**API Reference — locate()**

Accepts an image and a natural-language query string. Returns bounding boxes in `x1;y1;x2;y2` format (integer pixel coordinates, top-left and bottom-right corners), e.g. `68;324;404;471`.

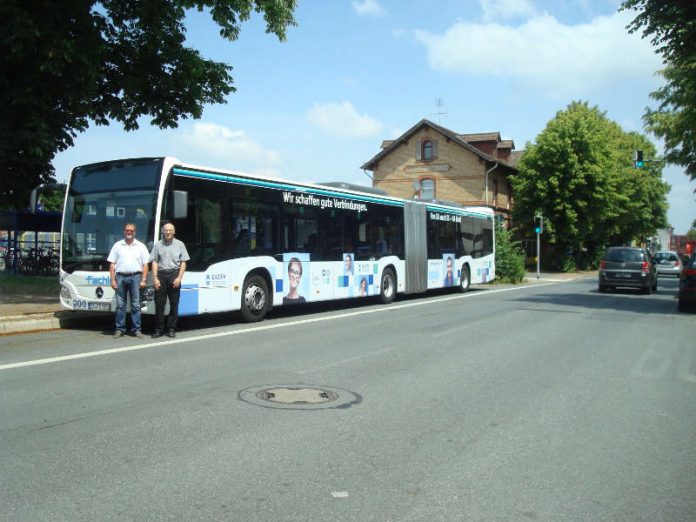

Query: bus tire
459;264;470;293
240;274;269;322
379;268;396;304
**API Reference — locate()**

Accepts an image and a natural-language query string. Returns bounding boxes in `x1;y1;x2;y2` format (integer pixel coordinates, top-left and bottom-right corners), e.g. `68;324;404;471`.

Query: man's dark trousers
155;269;181;332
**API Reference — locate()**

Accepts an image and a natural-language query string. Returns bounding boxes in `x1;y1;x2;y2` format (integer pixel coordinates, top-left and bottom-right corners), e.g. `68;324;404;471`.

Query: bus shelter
0;210;62;274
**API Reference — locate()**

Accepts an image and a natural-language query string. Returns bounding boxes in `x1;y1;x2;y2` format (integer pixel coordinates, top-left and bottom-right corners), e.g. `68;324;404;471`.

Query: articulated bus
59;157;495;322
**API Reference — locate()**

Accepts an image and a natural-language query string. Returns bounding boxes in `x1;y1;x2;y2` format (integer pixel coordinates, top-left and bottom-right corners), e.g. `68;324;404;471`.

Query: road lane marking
0;283;555;371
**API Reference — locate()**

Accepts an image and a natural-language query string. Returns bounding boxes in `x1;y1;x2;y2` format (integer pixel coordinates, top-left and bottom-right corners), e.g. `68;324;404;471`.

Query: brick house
360;119;520;227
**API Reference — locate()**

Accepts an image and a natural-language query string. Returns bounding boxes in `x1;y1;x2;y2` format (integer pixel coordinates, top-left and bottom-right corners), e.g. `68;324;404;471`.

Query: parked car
678;253;696;311
598;246;657;294
653;251;683;277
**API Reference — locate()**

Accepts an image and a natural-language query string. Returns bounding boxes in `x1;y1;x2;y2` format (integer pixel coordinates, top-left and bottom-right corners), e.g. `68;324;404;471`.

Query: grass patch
0;273;59;296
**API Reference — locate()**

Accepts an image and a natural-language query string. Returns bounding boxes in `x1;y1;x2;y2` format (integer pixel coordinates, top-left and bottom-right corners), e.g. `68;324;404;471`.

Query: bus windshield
61;158;163;272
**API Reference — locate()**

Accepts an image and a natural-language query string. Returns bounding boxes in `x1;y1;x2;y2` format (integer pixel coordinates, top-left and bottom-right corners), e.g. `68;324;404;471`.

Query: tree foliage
494;220;526;283
510;101;669;269
621;0;696;182
0;0;297;210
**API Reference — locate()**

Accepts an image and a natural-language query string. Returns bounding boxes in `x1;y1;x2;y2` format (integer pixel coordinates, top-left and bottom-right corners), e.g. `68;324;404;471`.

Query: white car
653;251;683;277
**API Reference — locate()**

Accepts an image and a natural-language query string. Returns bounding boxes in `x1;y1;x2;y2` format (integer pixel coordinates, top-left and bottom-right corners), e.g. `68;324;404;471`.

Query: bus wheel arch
459;263;471;293
379;265;397;304
240;269;272;322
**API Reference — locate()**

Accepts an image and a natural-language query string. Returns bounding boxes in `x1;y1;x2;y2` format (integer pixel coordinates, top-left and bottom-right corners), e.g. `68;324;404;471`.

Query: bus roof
75;156;494;218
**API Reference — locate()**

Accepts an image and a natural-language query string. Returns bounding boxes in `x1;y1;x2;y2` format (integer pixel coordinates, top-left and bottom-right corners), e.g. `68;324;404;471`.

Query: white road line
0;283;556;371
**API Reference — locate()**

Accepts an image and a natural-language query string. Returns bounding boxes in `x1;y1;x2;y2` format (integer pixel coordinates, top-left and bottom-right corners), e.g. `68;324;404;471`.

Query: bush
495;221;526;283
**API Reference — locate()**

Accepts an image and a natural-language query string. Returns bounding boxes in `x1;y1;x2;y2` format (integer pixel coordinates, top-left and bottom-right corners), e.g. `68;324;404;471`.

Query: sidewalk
0;271;597;335
0;296;97;335
525;270;597;283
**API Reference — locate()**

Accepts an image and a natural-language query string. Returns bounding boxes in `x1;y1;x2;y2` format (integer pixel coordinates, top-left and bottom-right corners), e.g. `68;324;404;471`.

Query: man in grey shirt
150;222;190;338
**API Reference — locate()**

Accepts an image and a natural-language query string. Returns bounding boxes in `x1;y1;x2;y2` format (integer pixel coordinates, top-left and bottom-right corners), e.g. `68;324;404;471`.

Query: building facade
360;119;519;227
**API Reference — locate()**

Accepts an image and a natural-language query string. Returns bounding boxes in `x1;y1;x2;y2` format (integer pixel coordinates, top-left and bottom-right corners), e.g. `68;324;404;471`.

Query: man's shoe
152;330;164;338
167;329;176;338
113;330;124;339
133;330;144;338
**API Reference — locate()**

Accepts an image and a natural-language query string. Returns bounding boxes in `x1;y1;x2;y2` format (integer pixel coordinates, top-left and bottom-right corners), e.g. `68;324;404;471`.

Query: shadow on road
510;277;687;317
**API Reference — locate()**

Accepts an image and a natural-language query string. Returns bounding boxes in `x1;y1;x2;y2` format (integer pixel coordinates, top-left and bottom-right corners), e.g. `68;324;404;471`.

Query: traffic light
635;149;644;168
535;214;543;234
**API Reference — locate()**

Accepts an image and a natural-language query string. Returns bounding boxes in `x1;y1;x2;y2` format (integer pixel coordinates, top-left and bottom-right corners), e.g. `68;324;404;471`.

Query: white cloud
480;0;536;21
415;10;662;97
306;102;383;138
352;0;386;17
179;123;280;169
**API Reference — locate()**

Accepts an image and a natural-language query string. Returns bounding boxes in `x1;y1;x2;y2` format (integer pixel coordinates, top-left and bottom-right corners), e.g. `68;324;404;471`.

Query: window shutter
415;142;421;161
432;140;438;159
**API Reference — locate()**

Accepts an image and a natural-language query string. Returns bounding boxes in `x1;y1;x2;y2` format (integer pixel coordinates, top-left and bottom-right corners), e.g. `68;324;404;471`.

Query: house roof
361;119;501;171
508;150;523;167
457;132;501;143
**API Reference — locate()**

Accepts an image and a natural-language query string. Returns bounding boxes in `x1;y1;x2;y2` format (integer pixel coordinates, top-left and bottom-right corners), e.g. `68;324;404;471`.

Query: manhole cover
238;385;361;410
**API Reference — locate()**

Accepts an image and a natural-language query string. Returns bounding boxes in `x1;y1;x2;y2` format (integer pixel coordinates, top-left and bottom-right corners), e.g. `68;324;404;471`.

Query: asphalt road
1;277;694;521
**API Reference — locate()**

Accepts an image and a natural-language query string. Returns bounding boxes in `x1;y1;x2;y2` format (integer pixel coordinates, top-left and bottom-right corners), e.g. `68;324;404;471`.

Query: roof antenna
434;97;447;125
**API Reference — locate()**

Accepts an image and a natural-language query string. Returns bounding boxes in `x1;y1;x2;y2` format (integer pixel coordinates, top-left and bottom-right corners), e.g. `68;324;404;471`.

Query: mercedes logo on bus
95;287;104;298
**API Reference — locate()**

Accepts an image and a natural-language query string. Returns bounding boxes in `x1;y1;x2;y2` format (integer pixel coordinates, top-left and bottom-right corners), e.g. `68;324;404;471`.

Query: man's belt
116;271;142;276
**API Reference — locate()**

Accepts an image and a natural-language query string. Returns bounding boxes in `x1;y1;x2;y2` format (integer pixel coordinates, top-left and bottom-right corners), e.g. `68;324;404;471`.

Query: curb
0;311;106;336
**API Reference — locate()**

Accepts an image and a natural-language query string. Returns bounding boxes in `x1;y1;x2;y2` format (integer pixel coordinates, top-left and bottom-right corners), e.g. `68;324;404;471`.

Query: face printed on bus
288;260;302;293
446;257;453;276
360;277;367;295
344;255;353;274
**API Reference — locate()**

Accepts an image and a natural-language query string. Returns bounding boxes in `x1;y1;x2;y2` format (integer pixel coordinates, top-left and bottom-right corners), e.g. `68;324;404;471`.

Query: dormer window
422;140;433;161
416;139;438;162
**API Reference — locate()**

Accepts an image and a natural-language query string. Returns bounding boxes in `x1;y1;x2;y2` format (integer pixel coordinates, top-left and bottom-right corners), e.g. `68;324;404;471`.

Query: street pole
535;213;543;279
537;228;541;279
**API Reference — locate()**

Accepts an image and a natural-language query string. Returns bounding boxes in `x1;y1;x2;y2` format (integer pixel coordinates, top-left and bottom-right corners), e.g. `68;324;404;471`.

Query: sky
52;0;695;234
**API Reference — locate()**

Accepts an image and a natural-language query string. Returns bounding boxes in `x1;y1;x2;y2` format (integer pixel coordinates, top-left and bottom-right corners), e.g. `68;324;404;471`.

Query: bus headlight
60;285;71;300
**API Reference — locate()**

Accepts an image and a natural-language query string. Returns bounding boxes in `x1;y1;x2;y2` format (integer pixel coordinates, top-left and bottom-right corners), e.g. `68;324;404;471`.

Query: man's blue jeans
115;273;142;333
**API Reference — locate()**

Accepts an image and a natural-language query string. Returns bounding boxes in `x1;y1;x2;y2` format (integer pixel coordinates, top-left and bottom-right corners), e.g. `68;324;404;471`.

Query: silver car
653;251;683;277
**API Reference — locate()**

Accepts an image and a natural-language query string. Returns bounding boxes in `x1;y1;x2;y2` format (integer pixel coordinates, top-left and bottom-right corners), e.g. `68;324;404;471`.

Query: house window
415;139;437;161
493;180;498;207
421;178;435;199
422;140;433;161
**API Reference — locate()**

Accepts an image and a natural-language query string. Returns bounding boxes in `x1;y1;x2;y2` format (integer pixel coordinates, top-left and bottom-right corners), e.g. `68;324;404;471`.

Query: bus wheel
379;268;396;304
241;275;269;322
459;265;470;293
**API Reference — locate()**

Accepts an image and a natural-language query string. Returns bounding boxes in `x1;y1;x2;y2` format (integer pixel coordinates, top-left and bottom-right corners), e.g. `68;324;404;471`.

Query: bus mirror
173;190;188;219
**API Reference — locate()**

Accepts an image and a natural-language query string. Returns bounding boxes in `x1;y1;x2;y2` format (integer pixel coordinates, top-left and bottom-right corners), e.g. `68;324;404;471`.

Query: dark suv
678;253;696;311
598;247;657;294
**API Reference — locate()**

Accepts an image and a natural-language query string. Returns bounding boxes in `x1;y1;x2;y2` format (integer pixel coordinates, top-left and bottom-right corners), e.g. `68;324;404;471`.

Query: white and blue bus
59;157;495;322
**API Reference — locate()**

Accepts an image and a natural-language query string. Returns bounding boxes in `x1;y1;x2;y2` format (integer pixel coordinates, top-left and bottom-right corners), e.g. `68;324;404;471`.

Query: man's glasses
288;268;301;278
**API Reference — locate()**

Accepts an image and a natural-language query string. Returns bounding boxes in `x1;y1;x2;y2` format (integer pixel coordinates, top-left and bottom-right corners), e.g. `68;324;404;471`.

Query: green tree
494;220;526;283
621;1;696;183
511;101;669;269
0;0;297;210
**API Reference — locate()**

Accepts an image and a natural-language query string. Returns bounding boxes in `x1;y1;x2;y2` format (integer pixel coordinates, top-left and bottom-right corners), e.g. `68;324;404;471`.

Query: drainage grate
238;385;361;410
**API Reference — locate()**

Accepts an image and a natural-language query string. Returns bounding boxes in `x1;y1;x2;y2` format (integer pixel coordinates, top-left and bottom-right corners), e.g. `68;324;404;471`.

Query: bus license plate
88;302;111;311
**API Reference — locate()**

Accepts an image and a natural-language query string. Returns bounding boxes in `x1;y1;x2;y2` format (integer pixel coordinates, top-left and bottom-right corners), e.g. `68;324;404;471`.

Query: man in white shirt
108;223;150;338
